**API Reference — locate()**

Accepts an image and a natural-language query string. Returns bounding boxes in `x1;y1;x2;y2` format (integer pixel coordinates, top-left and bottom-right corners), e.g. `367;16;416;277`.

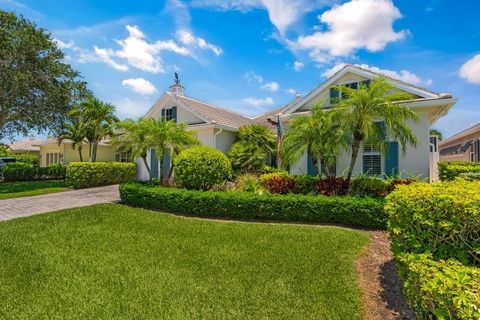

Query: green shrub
2;162;65;182
174;146;232;190
350;176;389;198
119;182;387;229
438;161;480;181
13;154;40;167
316;177;350;196
398;253;480;320
459;172;480;181
259;171;294;194
291;175;319;195
386;181;480;265
234;173;262;193
66;162;136;189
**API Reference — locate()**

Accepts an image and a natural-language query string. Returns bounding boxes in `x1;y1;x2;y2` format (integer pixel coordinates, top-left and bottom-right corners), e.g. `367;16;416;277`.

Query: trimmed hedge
386;181;480;265
66;162;136;189
3;163;65;182
398;253;480;320
119;182;387;229
438;161;480;181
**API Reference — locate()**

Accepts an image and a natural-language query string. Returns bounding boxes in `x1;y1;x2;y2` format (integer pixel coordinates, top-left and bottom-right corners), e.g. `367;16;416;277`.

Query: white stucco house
137;65;457;181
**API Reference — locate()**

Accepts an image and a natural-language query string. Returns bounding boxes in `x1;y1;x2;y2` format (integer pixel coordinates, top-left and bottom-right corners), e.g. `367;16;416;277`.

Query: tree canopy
0;11;88;139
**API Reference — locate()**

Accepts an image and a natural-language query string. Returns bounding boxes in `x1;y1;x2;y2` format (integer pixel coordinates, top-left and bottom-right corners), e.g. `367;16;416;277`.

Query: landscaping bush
234;173;262;193
120;182;387;229
259;171;294;194
350;176;389;197
316;177;349;196
438;161;480;181
459;172;480;181
66;162;136;189
174;146;232;191
386;180;480;265
386;178;415;193
398;253;480;320
291;175;319;195
13;154;40;167
2;162;65;182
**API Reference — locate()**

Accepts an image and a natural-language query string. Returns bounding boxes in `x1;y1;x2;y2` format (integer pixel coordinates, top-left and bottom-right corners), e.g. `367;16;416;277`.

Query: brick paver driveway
0;185;120;222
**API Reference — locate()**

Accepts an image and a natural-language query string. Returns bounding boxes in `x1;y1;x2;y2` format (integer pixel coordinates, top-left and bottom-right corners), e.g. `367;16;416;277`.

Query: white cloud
243;97;274;107
292;0;407;62
176;29;223;56
261;81;280;92
244;71;264;83
322;63;433;86
54;38;76;50
122;78;158;95
113;97;153;119
287;88;297;94
190;0;332;34
459;54;480;84
94;24;190;73
294;61;304;71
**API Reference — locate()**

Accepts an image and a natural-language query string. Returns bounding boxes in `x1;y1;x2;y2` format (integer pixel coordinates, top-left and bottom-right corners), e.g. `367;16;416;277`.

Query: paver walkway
0;185;120;222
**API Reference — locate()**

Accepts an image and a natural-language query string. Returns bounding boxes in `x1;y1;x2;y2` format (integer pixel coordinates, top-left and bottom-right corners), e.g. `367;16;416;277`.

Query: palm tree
80;98;119;162
281;105;344;177
111;118;153;178
149;118;199;183
333;77;419;180
227;124;276;173
58;119;86;162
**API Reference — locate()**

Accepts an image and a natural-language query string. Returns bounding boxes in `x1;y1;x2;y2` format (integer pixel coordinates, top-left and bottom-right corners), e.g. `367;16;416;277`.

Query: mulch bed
356;231;416;320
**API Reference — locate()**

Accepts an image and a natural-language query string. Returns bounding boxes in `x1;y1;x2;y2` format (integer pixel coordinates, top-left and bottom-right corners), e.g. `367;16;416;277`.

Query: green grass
0;180;69;199
0;204;369;319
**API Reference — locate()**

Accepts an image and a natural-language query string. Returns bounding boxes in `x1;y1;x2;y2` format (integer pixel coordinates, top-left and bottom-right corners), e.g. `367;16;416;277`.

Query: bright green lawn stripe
0;204;369;319
0;180;69;199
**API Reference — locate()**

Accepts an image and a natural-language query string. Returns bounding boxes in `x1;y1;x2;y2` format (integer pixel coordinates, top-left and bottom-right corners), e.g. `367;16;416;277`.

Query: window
46;153;61;166
115;151;131;162
362;144;381;175
330;80;370;104
164;108;174;121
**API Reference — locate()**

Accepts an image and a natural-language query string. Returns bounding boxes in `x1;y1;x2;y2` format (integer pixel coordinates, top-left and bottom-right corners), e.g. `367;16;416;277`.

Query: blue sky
2;0;480;139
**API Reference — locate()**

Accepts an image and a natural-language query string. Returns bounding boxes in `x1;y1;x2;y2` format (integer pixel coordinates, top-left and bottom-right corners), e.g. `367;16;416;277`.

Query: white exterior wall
214;129;237;154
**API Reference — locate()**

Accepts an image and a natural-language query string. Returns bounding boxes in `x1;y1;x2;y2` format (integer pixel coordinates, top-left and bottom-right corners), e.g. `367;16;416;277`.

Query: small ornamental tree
174;146;232;190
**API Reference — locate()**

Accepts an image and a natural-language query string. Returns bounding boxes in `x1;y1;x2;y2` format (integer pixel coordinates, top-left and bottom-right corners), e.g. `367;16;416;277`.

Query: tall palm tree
227;124;276;173
58;119;86;162
111;118;153;178
80;98;118;162
334;77;419;180
281;105;344;177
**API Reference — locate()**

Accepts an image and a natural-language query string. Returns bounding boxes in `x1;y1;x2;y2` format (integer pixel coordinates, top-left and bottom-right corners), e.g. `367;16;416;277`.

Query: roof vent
295;92;301;101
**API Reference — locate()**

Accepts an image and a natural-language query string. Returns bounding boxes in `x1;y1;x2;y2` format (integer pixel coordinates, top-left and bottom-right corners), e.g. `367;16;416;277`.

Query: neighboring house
34;139;124;167
8;138;41;155
276;65;456;180
439;123;480;162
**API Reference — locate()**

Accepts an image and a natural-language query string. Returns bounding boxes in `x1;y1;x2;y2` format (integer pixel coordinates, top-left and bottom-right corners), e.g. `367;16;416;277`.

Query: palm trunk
321;157;331;178
142;156;151;180
167;163;174;182
347;137;362;180
92;139;99;162
78;146;83;162
88;142;92;162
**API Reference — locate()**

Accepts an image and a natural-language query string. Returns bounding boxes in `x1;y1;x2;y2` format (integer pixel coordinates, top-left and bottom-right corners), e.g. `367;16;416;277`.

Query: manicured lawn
0;180;69;199
0;204;369;319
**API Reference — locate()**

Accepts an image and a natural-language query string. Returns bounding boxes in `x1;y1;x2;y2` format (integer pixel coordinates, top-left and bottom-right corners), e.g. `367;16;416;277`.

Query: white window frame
115;151;131;162
362;144;382;175
46;152;61;166
164;108;174;121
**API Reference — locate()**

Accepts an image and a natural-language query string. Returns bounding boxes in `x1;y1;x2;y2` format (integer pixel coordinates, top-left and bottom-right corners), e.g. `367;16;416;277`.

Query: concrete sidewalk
0;184;120;222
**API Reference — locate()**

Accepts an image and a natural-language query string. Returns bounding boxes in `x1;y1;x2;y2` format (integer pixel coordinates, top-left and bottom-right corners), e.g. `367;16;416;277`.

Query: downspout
213;126;223;149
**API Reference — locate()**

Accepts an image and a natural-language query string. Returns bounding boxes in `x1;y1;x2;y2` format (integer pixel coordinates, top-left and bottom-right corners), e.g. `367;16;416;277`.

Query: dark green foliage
2;163;65;182
0;180;67;199
0;11;88;139
66;162;136;189
174;146;232;190
350;176;389;198
13;154;40;167
438;161;480;181
398;253;480;320
120;183;387;229
291;175;319;195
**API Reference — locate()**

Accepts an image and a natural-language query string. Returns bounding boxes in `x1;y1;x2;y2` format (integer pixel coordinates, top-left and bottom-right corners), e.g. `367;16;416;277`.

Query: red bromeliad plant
316;177;350;196
260;172;294;194
387;179;415;193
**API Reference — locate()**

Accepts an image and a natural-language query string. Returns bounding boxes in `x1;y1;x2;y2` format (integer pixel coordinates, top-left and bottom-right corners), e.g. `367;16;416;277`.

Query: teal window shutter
172;106;177;123
161;108;166;120
385;141;399;176
330;87;340;104
150;149;159;179
307;152;318;176
362;80;371;88
163;151;171;176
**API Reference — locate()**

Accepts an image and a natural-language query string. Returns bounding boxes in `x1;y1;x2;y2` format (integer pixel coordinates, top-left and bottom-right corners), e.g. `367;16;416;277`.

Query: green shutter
150;149;159;179
385;141;399;176
307;152;318;176
161;108;166;120
330;87;340;104
172;106;177;123
162;151;171;176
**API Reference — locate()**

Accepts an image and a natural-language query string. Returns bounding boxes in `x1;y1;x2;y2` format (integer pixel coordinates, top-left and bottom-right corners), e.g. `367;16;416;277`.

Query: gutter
213;126;223;149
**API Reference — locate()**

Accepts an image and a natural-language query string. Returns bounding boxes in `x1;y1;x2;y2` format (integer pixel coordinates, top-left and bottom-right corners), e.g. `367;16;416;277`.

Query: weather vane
174;72;180;84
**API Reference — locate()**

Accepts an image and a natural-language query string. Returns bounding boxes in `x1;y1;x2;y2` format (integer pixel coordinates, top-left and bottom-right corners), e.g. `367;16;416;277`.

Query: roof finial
175;72;180;85
170;72;185;96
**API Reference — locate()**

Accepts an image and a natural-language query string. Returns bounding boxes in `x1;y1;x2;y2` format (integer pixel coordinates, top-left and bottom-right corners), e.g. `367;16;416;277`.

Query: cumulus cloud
261;81;279;92
122;78;158;95
459;54;480;84
291;0;407;62
322;63;433;86
294;61;304;71
176;29;223;56
243;97;274;107
93;24;190;73
244;71;264;83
